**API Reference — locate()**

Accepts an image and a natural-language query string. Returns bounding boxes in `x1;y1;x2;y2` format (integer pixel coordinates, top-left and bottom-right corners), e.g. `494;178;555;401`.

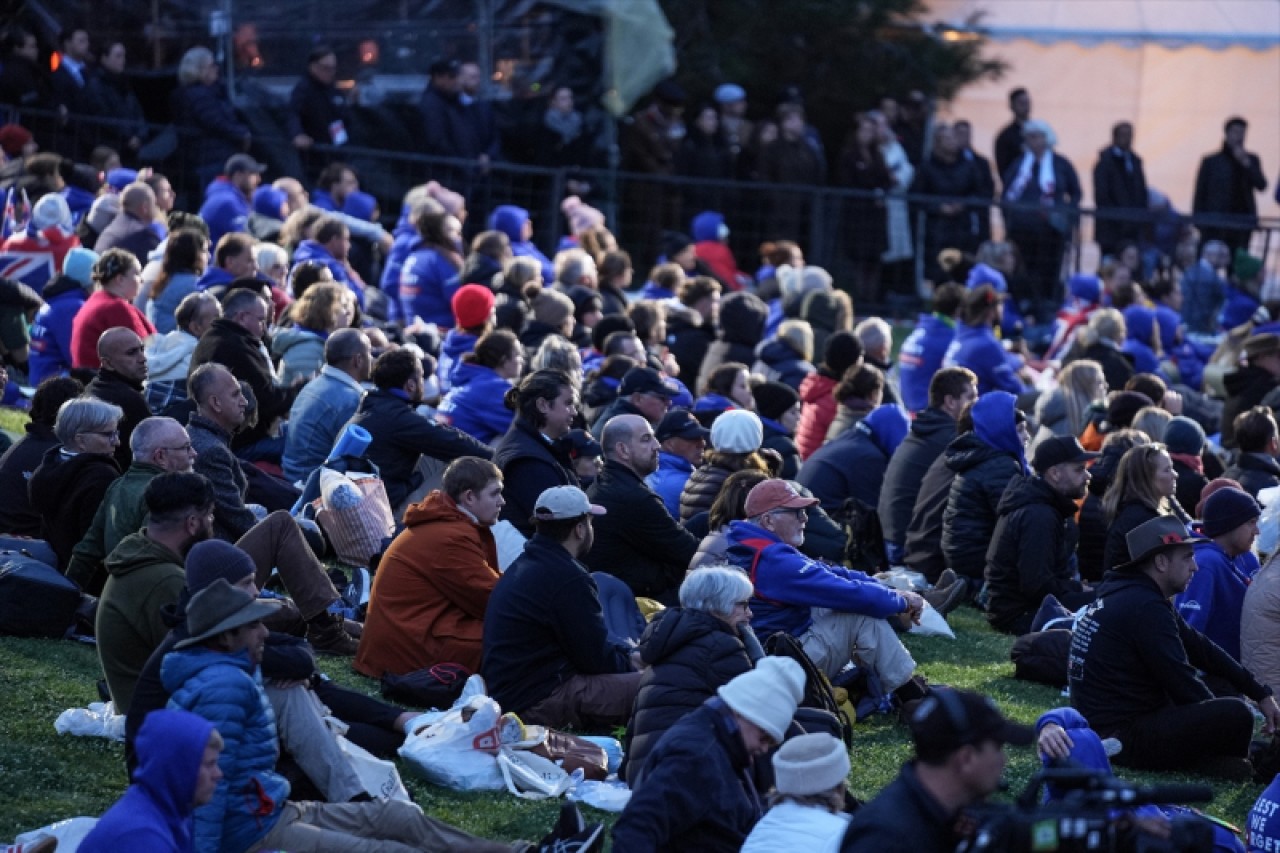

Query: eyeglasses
768;507;807;520
732;600;752;610
82;429;119;439
161;443;195;453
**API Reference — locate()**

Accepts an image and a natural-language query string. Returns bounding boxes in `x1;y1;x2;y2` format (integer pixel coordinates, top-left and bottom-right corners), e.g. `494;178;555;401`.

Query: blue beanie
62;246;98;286
966;263;1007;294
1069;274;1101;304
1201;487;1260;538
343;190;377;222
185;540;256;594
252;186;287;219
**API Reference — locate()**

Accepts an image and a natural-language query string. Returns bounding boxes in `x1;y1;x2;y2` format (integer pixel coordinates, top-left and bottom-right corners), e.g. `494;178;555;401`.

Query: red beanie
0;124;33;158
451;284;496;330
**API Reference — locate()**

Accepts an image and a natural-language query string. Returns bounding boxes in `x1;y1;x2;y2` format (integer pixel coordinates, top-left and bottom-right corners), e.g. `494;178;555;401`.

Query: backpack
836;497;888;574
0;552;82;638
763;631;853;747
381;662;472;709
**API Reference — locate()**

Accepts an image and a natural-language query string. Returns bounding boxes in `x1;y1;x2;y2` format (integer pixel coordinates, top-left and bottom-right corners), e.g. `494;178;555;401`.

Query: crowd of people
2;18;1280;853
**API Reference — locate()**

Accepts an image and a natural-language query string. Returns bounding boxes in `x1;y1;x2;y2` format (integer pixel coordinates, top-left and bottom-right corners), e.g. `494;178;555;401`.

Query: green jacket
66;461;164;591
95;531;185;714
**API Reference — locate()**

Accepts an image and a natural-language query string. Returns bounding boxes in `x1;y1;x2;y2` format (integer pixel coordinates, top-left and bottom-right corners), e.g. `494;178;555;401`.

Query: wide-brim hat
1112;515;1195;572
175;578;282;649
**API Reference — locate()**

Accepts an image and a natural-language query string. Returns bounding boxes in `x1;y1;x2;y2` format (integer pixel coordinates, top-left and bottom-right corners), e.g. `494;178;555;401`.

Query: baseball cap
744;479;818;518
619;367;676;398
224;154;266;177
655;408;710;443
1031;436;1099;474
533;486;606;521
563;429;602;461
1114;515;1195;571
909;688;1034;761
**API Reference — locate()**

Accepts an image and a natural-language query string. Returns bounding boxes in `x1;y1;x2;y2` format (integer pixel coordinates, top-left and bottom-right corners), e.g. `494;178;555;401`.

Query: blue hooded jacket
435;361;515;445
250;186;286;219
398;245;460;326
1220;284;1260;331
897;312;957;412
378;204;422;324
1121;305;1164;376
973;391;1030;475
197;179;250;249
1176;538;1258;661
725;518;907;637
292;239;364;308
61;184;97;225
944;322;1026;396
646;450;695;517
80;708;215;853
193;266;236;292
488;205;554;282
28;276;87;384
438;328;478;393
797;403;910;512
162;647;289;853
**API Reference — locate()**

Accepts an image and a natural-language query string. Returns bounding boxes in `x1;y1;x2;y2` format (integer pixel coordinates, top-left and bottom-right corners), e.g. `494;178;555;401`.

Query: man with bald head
95;182;161;262
585;414;700;603
87;327;152;470
67;416;198;591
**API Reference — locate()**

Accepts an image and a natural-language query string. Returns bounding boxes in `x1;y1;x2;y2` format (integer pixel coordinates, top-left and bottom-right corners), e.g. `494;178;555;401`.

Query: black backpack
836;497;888;575
380;662;471;710
0;552;82;638
763;631;853;747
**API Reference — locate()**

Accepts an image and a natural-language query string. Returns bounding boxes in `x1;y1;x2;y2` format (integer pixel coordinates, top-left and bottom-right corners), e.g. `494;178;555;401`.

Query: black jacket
1069;570;1269;738
941;432;1023;581
666;306;716;384
585;460;700;599
681;454;758;522
1102;501;1160;573
589;395;645;439
482;533;634;715
28;445;120;580
0;423;59;537
903;450;958;583
347;389;492;511
1064;341;1136;401
170;82;250;172
1092;146;1149;253
612;699;763;853
1193;145;1268;221
1221;364;1280;449
842;761;961;853
984;475;1084;632
1077;442;1126;581
86;368;152;471
993;120;1023;188
85;68;149;149
189;318;299;450
1171;457;1209;518
1224;453;1280;499
622;607;753;786
911;153;983;257
419;83;481;159
879;408;955;548
760;421;801;481
287;73;349;143
493;417;579;537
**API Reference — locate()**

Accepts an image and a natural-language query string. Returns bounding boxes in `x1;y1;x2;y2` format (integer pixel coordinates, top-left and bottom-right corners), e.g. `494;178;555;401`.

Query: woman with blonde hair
1129;405;1173;445
1066;307;1134;390
1030;359;1106;452
272;282;355;384
1102;442;1187;571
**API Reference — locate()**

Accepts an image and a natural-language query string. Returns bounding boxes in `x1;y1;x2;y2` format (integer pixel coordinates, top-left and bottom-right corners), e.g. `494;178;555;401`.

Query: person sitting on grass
741;732;852;852
79;709;224;853
162;575;605;852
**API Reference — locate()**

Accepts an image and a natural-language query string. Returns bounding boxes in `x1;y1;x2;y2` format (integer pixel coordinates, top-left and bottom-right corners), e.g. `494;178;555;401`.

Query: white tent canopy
926;0;1280;233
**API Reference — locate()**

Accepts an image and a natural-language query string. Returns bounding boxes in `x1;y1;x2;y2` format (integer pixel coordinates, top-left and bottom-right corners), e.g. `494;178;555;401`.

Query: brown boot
306;610;360;656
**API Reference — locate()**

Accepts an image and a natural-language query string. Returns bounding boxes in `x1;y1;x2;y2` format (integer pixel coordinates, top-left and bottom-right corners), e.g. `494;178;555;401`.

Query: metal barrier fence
9;106;1280;317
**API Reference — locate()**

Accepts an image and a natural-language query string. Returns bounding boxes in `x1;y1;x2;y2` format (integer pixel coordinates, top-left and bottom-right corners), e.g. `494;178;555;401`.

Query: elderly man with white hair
855;316;900;407
1001;117;1082;322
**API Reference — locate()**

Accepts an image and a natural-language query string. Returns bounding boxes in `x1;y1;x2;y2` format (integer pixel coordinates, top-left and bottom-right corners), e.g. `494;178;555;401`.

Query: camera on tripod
958;763;1217;852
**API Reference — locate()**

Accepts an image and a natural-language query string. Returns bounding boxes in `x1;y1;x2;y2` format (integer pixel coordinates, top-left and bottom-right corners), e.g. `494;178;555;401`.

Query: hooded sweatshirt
897;312;957;412
943;321;1026;396
97;532;187;714
435;361;516;445
488;204;554;282
691;210;744;288
798;403;910;513
28;273;88;384
80;708;215;853
198;178;250;248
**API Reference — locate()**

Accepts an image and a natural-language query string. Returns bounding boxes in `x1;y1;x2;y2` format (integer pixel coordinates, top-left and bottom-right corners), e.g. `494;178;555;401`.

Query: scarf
1169;451;1204;476
1005;150;1056;201
543;108;583;145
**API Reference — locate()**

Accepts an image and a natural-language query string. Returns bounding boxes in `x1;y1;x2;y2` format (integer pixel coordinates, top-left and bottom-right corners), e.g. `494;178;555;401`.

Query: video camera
958;764;1217;852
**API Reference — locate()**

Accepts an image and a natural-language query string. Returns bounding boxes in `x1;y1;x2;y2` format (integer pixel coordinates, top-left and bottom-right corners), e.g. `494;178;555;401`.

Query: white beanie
711;408;763;453
772;732;850;795
32;193;71;231
717;656;804;741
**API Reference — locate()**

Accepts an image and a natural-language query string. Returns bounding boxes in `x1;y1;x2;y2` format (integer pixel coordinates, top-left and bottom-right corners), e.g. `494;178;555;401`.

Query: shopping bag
314;470;395;566
336;735;411;801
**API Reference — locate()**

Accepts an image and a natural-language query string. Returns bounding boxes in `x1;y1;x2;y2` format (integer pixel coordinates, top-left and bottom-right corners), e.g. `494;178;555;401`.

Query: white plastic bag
496;747;576;800
337;735;411;801
13;816;97;851
908;601;956;639
567;778;632;812
397;696;504;791
876;568;927;592
54;702;124;741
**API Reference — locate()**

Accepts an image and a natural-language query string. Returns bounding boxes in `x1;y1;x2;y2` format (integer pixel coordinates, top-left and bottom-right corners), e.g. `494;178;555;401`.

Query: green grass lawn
0;605;1266;845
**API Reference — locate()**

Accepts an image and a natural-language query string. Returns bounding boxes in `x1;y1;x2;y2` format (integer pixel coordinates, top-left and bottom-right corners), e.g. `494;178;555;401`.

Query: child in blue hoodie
487;204;554;283
79;709;221;853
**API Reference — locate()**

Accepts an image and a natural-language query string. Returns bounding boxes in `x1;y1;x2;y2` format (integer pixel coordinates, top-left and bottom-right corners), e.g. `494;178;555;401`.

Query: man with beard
984;436;1099;635
585;414;700;603
86;327;153;471
96;471;214;714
